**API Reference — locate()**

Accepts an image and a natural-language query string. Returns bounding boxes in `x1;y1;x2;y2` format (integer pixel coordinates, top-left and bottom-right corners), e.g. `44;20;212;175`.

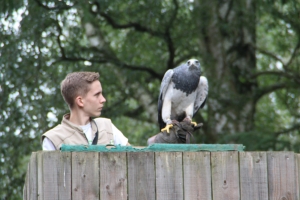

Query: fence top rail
59;143;245;152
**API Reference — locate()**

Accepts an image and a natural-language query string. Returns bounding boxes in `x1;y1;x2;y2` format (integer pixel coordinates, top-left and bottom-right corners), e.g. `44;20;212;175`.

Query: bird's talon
161;124;173;133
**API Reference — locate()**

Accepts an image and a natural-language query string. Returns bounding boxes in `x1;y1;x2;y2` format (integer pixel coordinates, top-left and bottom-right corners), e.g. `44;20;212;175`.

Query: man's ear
75;96;84;108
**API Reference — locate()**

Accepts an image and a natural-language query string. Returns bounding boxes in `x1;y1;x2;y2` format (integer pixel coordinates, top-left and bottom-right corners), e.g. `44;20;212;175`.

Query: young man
42;72;129;150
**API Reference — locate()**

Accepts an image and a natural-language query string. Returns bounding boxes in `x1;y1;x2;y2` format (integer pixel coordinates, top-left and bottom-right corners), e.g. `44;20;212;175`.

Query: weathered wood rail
23;150;300;200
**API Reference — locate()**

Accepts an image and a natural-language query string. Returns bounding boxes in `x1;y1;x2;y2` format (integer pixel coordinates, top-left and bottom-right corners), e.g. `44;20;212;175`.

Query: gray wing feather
158;69;173;129
194;76;208;115
159;69;174;100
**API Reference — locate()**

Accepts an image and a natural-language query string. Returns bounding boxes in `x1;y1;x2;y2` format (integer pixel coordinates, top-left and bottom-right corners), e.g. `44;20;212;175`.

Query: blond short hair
61;72;100;108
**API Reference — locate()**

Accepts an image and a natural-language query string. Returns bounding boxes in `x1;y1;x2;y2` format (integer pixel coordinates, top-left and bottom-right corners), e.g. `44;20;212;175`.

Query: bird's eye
187;61;190;65
195;61;199;64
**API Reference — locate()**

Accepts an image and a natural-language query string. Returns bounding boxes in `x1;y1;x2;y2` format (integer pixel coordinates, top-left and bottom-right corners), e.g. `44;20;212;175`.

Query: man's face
82;80;106;117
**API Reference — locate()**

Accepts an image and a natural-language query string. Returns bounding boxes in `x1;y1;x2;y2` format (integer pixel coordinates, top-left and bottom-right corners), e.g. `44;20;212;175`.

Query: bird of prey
158;59;208;133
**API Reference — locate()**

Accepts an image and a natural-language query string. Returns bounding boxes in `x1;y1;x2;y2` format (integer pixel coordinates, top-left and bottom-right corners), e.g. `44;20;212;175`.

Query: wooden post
183;152;212;200
42;151;71;200
155;152;183;200
211;151;240;200
127;152;155;200
37;152;43;200
267;151;298;200
24;152;38;200
239;152;268;200
72;152;99;200
295;154;300;199
99;152;127;200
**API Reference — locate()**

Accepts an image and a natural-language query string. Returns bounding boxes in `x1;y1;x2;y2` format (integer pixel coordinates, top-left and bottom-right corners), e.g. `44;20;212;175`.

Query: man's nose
101;95;106;103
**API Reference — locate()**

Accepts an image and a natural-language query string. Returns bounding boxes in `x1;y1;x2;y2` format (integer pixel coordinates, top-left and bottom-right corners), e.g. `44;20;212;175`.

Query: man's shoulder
43;124;70;137
93;117;112;124
93;117;114;133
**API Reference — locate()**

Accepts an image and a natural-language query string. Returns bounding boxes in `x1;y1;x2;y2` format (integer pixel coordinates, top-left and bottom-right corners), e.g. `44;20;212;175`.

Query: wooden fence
23;151;300;200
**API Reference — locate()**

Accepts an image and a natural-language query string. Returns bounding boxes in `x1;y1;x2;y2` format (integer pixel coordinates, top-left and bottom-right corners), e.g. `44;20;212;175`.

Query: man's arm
42;137;57;150
111;123;130;146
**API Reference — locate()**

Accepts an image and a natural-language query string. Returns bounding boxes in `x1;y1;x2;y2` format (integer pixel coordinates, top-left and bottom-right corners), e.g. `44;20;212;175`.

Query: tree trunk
195;0;257;142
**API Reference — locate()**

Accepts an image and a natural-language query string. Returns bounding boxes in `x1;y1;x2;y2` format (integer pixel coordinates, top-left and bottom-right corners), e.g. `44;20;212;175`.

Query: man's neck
68;110;91;126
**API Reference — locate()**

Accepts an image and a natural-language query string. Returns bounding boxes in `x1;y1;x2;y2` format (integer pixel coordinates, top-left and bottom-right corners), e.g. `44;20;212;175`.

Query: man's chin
91;112;101;118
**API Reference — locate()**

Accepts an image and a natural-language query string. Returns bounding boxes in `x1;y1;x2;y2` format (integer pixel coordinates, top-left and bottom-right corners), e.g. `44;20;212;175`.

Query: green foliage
113;116;157;146
1;0;300;199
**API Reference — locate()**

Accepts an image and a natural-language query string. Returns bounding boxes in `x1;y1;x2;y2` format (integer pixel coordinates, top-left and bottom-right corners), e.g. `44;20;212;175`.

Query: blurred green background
1;0;300;199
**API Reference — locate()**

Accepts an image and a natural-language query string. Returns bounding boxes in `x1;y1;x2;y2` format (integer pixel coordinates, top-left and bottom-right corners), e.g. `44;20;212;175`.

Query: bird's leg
183;117;197;126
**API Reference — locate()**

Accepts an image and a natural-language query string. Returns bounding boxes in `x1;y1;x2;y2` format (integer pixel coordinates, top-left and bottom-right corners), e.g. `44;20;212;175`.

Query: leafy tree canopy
0;0;299;199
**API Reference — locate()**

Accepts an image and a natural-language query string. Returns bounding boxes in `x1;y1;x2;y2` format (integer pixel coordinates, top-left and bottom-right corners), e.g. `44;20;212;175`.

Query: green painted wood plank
61;144;245;152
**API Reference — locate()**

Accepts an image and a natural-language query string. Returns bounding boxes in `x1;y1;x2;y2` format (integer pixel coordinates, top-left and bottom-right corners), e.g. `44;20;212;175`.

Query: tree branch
51;13;163;79
166;0;179;31
286;40;300;67
53;56;162;79
99;11;164;38
255;46;286;67
165;29;175;70
165;0;179;70
251;71;300;84
94;3;177;71
54;19;66;59
254;83;287;102
254;37;300;73
112;60;163;79
275;124;300;137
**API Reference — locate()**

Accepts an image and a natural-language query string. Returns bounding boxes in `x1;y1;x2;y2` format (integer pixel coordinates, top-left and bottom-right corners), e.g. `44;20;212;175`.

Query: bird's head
187;59;201;72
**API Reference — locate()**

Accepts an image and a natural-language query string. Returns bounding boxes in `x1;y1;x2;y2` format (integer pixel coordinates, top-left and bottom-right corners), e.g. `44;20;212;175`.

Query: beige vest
42;114;114;150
